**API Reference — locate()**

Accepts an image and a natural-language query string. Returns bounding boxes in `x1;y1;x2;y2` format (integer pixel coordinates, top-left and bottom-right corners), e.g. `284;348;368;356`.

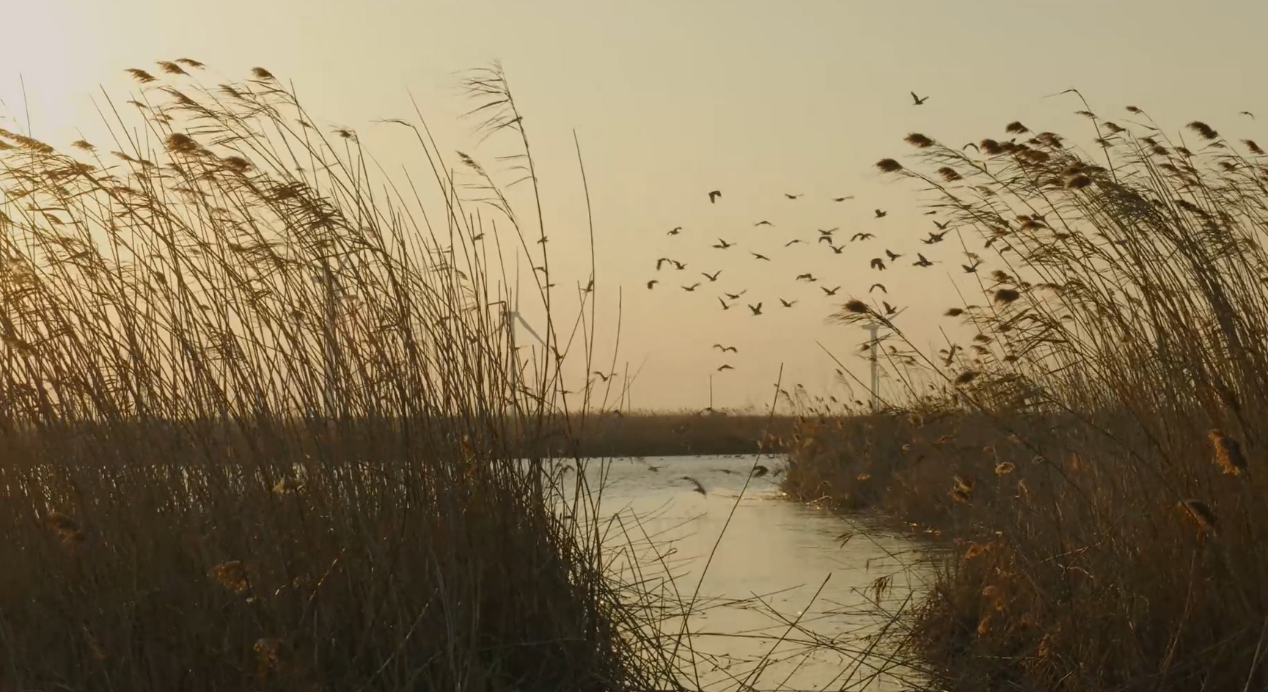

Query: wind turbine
860;307;907;413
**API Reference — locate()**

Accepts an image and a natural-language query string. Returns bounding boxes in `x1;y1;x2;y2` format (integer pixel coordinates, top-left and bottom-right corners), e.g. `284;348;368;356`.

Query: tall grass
0;61;675;691
790;102;1268;690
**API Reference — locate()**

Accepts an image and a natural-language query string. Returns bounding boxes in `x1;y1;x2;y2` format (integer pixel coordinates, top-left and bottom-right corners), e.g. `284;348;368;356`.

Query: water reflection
567;454;932;691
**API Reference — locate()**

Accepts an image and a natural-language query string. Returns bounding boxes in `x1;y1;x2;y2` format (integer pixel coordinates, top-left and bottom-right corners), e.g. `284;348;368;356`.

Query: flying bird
702;270;722;282
713;344;738;353
754;220;774;227
682;283;701;292
833;196;854;202
672;260;687;270
874;209;888;219
592;371;612;382
668;226;683;235
717;364;734;371
779;298;797;308
748;303;763;316
914;253;935;267
725;291;746;300
656;257;674;270
851;232;874;242
962;259;983;273
828;243;845;254
933;220;949;230
870;258;887;271
785;239;805;247
1241;111;1256;119
647;279;658;289
795;273;817;282
885;249;903;261
784;193;802;200
923;231;949;244
713;238;735;249
752;252;771;261
869;283;887;294
883;301;898;316
911;91;929;105
718;297;732;310
708;190;722;203
821;286;841;296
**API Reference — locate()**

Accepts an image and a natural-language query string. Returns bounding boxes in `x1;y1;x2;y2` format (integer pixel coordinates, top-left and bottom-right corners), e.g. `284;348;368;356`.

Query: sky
2;0;1267;411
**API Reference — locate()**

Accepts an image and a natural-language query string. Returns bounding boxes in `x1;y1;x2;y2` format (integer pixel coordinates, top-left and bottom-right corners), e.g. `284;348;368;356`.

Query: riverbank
541;410;796;458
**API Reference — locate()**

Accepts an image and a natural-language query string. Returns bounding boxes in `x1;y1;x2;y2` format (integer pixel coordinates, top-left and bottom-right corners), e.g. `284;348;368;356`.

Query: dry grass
0;61;681;691
788;100;1268;690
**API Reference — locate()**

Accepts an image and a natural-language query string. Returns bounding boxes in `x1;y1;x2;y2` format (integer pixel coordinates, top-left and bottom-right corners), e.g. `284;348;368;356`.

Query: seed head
980;139;1004;155
1177;499;1218;536
844;299;870;314
251;67;276;80
994;288;1021;304
954;371;978;385
1209;429;1246;475
1187;121;1219;141
1005;121;1029;134
165;133;199;155
995;461;1016;475
875;158;903;173
125;68;157;84
937;167;962;182
904;133;935;148
1244;140;1265;155
945;307;964;317
210;560;249;594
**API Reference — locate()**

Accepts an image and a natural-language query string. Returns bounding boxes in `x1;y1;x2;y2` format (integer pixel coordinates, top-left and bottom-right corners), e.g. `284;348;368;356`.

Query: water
574;454;933;692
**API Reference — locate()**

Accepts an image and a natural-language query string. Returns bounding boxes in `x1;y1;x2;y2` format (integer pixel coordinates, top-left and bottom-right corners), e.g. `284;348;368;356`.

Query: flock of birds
648;91;962;374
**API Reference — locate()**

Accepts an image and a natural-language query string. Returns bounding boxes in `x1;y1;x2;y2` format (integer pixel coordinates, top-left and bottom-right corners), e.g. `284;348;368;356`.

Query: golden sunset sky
2;0;1265;410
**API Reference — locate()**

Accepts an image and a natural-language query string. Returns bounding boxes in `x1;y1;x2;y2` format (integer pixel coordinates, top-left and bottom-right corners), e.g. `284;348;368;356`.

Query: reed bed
788;102;1268;690
0;60;683;691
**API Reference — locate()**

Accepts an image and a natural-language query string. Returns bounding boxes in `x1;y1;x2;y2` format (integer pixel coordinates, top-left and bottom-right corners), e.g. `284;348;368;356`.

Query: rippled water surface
571;454;933;691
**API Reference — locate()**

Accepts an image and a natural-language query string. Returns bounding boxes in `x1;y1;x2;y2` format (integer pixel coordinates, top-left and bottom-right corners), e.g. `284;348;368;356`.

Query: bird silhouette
672;260;687;270
883;301;898;316
668;226;683;235
923;230;949;244
647;279;658;289
885;249;903;261
708;190;722;204
833;196;854;202
713;238;735;249
718;297;732;310
828;244;845;254
725;291;746;300
656;257;674;270
913;253;935;267
933;220;949;230
713;344;738;353
911;91;929;105
962;259;983;273
785;193;802;200
754;220;774;227
1241;111;1256;119
592;371;612;382
752;252;771;261
795;273;817;282
785;239;805;247
680;476;707;495
748;303;763;316
869;283;887;294
702;270;722;282
874;209;888;218
717;364;734;371
870;258;887;271
682;283;701;292
779;298;797;308
751;465;769;478
851;232;874;242
821;286;841;296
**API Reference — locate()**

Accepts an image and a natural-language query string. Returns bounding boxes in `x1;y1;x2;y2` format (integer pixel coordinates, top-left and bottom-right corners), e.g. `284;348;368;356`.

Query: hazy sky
3;0;1267;411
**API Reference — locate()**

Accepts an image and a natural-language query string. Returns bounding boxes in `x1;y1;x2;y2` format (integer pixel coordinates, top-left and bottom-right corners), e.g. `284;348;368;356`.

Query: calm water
571;454;933;692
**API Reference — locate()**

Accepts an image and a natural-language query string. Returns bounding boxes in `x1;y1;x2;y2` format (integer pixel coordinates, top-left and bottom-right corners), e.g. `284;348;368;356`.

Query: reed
0;61;677;691
790;99;1268;690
